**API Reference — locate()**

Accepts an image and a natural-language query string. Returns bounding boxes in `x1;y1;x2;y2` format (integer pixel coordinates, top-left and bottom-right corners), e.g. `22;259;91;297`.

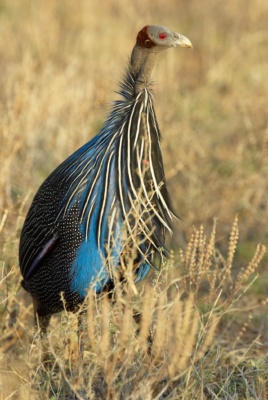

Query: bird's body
19;25;192;331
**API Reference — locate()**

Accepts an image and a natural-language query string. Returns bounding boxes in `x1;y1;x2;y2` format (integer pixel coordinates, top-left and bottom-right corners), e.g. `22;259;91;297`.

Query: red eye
159;33;167;40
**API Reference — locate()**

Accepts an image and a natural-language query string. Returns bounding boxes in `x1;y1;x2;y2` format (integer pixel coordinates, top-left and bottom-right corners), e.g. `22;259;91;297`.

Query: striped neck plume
55;74;174;270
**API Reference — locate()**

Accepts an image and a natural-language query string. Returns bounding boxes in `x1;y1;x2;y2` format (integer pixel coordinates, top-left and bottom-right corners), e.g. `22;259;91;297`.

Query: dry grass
1;0;268;398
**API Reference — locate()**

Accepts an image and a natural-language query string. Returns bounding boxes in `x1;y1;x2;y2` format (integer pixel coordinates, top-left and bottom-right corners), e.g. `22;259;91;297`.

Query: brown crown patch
136;26;156;48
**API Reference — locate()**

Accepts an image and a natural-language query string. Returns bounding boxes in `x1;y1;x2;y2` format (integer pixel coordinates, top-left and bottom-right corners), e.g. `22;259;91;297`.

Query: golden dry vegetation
1;0;268;398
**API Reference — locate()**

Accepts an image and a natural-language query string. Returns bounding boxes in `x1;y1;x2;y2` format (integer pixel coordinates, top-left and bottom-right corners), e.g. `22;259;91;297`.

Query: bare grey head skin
130;25;192;94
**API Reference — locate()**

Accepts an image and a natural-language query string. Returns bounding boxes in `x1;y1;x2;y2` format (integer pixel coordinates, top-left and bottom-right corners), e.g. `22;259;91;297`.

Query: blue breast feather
67;147;151;296
50;98;153;297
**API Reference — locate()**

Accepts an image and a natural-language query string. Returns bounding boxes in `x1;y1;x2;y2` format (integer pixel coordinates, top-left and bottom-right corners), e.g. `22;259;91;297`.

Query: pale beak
174;33;193;48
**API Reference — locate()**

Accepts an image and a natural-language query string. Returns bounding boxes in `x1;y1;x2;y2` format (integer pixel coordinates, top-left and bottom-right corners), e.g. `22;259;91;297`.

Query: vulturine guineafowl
19;25;192;332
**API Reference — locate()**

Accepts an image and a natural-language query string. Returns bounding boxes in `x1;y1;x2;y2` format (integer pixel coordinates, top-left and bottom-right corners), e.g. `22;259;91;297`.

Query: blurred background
1;0;268;258
0;0;268;395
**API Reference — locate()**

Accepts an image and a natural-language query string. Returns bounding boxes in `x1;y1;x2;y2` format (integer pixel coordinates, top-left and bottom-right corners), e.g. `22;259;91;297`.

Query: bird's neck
129;46;157;94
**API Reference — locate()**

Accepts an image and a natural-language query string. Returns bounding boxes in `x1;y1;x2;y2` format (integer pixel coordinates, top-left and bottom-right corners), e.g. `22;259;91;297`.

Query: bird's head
136;25;193;51
130;25;192;93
